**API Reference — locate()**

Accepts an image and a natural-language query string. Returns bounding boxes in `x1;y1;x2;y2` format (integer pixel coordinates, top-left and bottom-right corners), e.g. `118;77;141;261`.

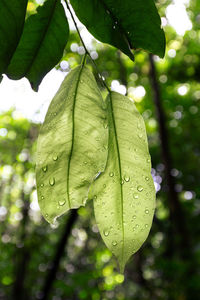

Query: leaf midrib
109;93;125;264
66;65;85;208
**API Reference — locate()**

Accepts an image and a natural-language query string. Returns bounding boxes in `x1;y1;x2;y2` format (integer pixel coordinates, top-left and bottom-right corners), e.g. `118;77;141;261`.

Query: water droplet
133;193;139;199
109;172;114;177
133;215;136;219
137;185;143;192
120;179;124;185
103;230;109;237
137;122;141;129
113;25;116;29
82;198;87;205
103;122;108;129
112;241;117;246
145;176;149;181
53;154;58;161
45;213;48;217
58;199;66;206
93;195;97;200
41;196;44;200
40;183;44;187
80;80;83;83
145;209;149;214
147;158;150;163
49;177;55;186
145;224;148;228
42;165;48;172
124;175;130;182
138;133;143;139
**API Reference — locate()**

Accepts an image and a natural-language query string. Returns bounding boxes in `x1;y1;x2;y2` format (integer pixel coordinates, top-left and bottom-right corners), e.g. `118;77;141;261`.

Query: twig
65;0;111;92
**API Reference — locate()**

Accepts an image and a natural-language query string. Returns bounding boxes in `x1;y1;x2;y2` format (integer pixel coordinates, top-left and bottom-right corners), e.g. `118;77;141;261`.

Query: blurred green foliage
0;0;200;299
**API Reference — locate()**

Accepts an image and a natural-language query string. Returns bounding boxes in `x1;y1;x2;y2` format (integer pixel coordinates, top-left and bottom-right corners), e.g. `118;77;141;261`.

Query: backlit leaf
6;0;69;91
90;92;156;272
36;65;108;224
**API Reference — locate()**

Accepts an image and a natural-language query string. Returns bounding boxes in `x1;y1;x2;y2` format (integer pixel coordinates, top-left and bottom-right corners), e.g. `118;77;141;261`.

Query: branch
40;209;78;300
149;54;190;258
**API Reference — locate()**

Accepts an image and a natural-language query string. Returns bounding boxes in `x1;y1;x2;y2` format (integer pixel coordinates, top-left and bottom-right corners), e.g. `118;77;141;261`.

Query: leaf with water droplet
90;91;155;273
53;154;58;161
137;185;143;192
58;199;66;206
49;177;55;186
42;165;48;172
36;65;108;223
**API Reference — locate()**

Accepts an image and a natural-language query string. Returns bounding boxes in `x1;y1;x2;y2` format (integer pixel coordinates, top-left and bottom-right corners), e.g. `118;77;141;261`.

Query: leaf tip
30;80;39;92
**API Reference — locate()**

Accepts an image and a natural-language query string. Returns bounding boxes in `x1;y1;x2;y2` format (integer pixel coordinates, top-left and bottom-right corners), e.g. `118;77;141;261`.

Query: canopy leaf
70;0;165;59
36;65;108;224
0;0;28;77
90;92;156;272
6;0;69;91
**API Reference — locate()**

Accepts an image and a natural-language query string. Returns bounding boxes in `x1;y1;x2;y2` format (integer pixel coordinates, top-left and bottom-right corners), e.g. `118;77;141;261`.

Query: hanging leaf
90;92;156;272
6;0;69;91
70;0;165;59
0;0;28;76
36;65;108;224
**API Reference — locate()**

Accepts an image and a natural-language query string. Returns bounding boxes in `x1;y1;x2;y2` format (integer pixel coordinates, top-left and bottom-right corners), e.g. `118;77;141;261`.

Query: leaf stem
65;0;111;93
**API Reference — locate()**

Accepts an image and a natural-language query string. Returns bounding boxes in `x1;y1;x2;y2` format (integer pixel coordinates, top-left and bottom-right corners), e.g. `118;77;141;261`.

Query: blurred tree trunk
13;193;30;300
40;209;78;300
149;54;190;258
12;126;38;300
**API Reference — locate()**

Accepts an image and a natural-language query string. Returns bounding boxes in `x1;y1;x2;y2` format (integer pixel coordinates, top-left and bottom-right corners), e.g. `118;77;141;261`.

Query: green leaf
0;0;28;76
6;0;69;91
90;92;156;272
70;0;165;59
36;65;108;224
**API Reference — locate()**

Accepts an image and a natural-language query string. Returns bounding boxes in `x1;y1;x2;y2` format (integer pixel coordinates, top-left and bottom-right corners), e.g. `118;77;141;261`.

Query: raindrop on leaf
124;175;130;182
58;199;66;206
42;165;48;172
49;177;55;186
103;230;109;237
53;154;58;161
137;185;143;192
